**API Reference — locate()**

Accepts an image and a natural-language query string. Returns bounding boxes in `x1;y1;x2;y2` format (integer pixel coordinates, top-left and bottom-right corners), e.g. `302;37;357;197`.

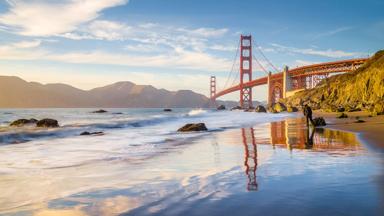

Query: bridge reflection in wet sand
241;118;361;191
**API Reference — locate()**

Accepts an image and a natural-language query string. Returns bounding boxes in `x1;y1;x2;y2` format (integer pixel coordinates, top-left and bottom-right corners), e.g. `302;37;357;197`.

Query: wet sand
313;111;384;151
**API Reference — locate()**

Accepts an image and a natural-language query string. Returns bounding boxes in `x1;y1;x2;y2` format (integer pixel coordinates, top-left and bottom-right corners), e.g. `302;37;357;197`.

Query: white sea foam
0;108;294;171
187;108;207;116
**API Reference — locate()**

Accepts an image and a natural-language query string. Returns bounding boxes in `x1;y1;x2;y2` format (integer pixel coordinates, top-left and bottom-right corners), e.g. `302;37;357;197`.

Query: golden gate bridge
210;35;368;108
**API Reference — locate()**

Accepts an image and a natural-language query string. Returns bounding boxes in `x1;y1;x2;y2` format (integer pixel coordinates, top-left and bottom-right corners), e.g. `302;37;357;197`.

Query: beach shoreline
313;110;384;151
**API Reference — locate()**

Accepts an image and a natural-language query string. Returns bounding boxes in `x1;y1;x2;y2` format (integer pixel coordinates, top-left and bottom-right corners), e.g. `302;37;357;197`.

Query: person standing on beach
303;104;315;127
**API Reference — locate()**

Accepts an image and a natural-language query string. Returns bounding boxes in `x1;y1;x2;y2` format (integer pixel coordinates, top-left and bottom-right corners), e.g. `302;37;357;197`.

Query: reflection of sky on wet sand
1;119;383;216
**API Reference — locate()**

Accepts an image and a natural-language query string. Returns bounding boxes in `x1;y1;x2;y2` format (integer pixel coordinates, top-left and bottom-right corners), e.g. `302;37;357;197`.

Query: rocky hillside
0;76;211;108
283;50;384;115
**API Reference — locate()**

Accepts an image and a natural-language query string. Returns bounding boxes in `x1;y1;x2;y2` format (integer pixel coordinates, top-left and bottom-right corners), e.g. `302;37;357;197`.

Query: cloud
0;0;128;36
0;39;44;59
209;44;237;52
312;26;353;40
177;27;228;37
293;60;320;67
12;39;41;48
47;49;231;71
270;43;363;58
0;45;232;72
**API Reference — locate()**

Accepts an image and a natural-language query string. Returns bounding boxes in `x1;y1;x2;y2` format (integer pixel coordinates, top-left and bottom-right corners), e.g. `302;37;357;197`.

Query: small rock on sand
10;118;38;127
177;123;208;132
92;109;108;113
80;131;104;136
36;119;59;128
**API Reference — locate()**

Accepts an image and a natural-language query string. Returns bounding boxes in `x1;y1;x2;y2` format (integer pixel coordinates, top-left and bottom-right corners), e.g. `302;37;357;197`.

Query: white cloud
0;45;231;72
270;43;363;58
62;20;229;51
12;39;41;48
177;27;228;37
293;60;320;67
124;44;159;52
313;26;353;40
0;39;44;59
0;0;128;36
47;49;231;71
209;44;237;52
86;20;129;41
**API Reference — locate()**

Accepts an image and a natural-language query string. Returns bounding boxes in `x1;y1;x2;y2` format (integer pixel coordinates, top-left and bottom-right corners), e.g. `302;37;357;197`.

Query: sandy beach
313;111;384;151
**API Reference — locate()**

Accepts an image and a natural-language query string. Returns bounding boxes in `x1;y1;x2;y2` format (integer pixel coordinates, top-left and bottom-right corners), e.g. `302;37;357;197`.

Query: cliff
284;50;384;115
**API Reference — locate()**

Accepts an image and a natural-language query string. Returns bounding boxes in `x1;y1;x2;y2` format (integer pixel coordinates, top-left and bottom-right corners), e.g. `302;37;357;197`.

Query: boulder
268;102;287;113
36;119;59;128
163;108;172;112
244;107;255;112
373;101;384;115
177;123;208;132
10;118;38;127
287;106;298;112
92;109;108;113
337;113;348;118
282;50;384;115
231;106;242;111
254;105;267;113
337;107;345;112
313;117;326;126
80;131;104;136
217;105;226;110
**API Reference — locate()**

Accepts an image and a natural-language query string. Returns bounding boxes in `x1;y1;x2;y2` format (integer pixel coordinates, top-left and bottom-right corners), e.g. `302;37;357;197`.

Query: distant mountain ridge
0;76;212;108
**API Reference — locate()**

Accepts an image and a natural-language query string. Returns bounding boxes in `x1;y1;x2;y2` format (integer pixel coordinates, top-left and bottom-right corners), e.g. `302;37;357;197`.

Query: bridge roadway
213;58;368;99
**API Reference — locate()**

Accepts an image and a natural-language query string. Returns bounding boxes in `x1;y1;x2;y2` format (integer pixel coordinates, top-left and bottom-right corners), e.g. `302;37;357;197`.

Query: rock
274;102;287;112
92;109;108;113
244;107;255;112
80;131;104;136
254;105;267;113
283;50;384;114
337;107;345;112
163;108;172;112
177;123;208;132
217;105;226;110
369;111;378;117
231;106;242;111
337;113;348;118
287;106;298;112
10;118;38;127
112;112;123;115
36;119;59;128
313;117;326;126
373;101;384;115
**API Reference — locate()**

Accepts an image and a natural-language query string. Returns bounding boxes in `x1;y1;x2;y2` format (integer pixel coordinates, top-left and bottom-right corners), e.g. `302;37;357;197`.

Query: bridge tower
239;35;253;109
210;76;217;107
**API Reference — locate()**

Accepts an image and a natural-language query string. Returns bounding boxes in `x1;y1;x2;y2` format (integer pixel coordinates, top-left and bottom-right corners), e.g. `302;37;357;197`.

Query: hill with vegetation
283;50;384;115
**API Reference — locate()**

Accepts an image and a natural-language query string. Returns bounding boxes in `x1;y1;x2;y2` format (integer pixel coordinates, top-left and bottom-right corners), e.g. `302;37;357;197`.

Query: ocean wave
187;108;207;116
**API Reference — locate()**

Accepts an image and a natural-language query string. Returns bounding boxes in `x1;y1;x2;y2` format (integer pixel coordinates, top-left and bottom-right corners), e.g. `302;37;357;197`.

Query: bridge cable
252;38;279;72
253;54;269;75
222;38;241;90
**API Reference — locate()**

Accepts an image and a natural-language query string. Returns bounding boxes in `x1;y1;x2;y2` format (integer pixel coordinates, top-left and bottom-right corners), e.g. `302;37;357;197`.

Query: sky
0;0;383;101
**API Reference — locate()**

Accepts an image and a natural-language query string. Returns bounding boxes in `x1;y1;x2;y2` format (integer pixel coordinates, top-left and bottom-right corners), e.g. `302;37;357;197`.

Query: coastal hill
0;76;212;108
284;50;384;114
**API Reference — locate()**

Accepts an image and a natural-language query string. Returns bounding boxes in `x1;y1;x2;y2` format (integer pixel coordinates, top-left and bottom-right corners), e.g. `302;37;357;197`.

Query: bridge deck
213;58;368;99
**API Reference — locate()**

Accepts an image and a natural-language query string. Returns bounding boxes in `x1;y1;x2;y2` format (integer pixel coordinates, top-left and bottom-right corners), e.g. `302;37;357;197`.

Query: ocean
0;108;382;215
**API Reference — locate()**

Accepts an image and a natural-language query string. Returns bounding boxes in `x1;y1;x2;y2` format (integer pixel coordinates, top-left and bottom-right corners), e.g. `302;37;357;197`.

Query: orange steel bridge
210;35;368;107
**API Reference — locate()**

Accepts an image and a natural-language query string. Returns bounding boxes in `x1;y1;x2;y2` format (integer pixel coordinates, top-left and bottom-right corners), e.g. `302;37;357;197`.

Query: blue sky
0;0;383;101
